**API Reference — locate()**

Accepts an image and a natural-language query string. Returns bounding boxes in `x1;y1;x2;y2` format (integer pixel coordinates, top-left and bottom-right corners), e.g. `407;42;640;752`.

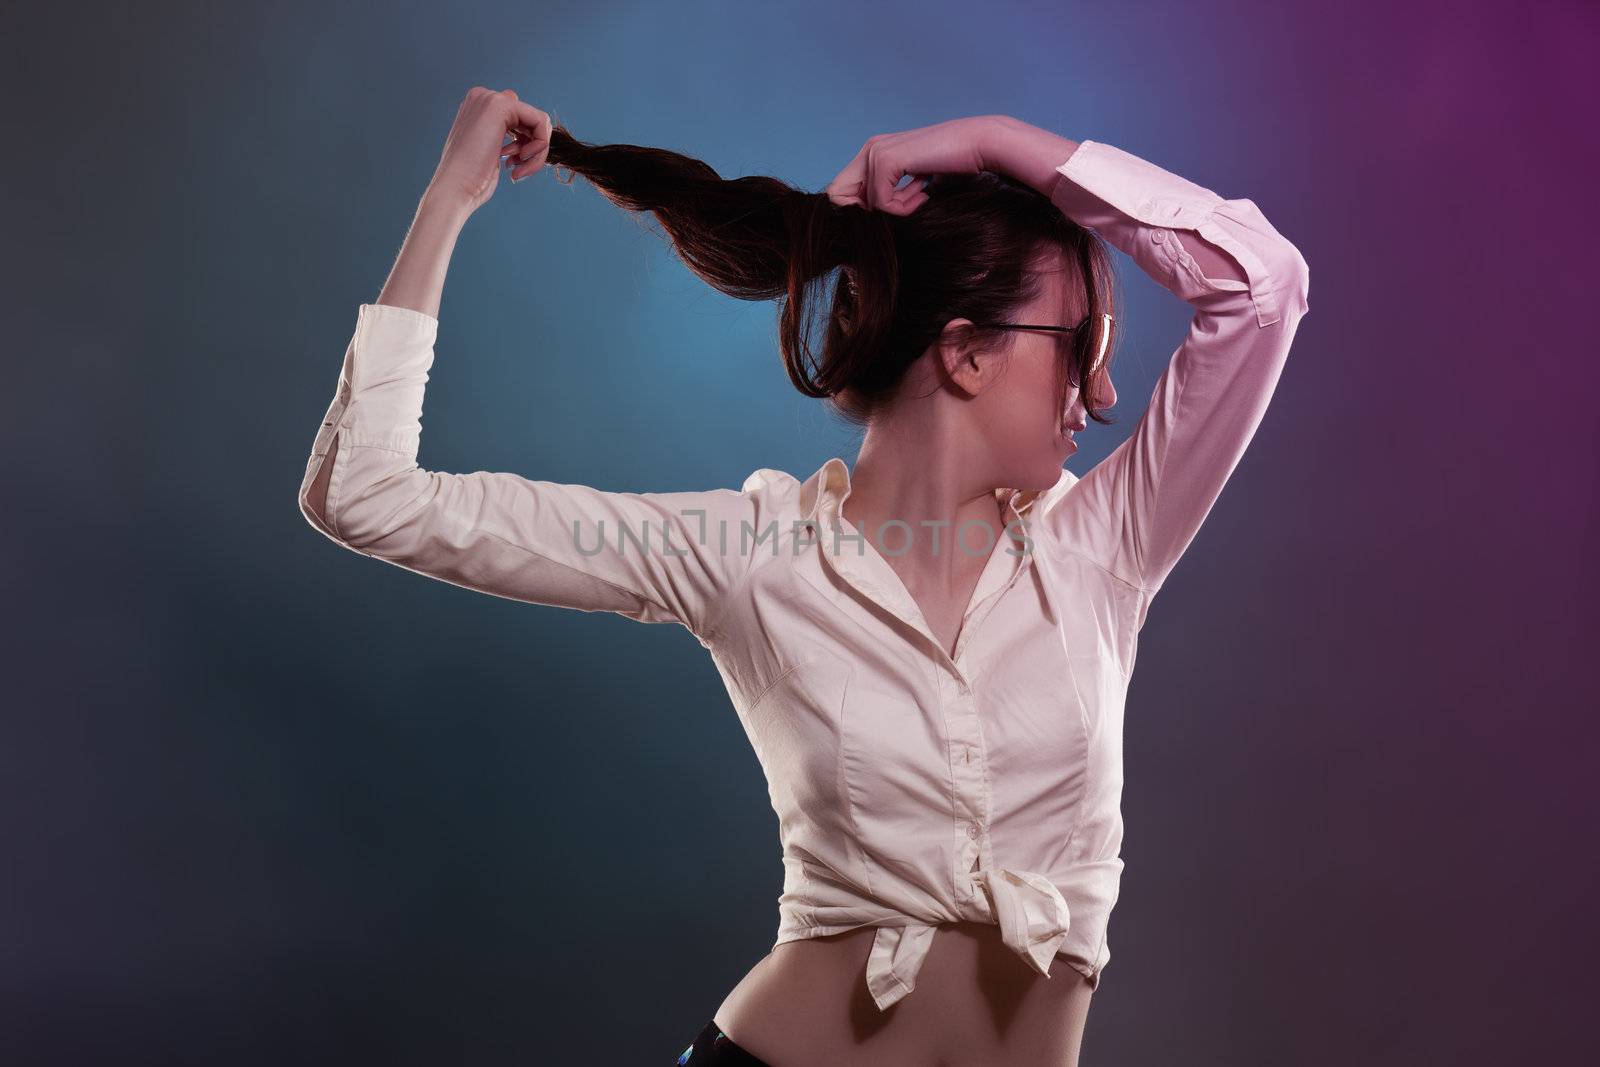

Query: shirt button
1151;230;1166;244
967;824;979;840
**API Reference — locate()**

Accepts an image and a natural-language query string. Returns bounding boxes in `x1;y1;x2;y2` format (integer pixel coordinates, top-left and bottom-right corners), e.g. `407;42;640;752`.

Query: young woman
299;87;1309;1067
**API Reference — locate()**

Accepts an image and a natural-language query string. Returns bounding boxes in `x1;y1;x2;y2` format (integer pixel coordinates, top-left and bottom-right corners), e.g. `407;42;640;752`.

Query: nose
1082;369;1116;412
1064;373;1115;431
1094;372;1117;410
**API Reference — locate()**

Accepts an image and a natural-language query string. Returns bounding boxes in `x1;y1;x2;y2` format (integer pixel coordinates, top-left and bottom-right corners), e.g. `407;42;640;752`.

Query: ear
934;318;1005;399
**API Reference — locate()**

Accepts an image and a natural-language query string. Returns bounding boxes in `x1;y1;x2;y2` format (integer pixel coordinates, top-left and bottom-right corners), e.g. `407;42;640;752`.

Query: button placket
943;667;990;904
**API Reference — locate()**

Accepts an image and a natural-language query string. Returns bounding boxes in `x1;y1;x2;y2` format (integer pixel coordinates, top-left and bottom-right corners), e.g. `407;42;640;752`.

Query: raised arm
985;120;1311;615
297;89;773;642
303;86;547;526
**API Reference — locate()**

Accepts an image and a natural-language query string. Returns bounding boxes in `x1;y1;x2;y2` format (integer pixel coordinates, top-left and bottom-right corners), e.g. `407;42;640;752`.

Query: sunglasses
968;312;1113;379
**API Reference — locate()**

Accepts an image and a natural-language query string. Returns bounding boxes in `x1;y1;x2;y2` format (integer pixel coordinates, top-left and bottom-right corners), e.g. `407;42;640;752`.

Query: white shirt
298;139;1310;1012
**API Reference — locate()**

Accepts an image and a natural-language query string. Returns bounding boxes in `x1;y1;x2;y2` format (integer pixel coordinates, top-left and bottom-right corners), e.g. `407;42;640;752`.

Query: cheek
1032;363;1067;428
995;362;1064;442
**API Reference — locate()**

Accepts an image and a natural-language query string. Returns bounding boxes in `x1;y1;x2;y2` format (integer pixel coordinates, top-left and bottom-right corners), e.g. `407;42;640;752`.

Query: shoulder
741;464;827;521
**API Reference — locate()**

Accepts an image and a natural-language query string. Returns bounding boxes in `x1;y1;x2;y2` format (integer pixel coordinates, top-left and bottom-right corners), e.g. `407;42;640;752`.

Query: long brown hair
543;124;1123;429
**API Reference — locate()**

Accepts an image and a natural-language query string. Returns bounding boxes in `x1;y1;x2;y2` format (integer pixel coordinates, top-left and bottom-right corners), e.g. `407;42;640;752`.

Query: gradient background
6;1;1596;1063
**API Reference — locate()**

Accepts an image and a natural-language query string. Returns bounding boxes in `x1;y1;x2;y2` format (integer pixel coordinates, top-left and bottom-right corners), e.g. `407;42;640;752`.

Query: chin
1015;454;1066;493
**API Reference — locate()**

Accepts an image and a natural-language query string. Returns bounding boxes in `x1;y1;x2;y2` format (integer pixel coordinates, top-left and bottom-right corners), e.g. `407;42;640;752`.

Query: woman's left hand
825;115;1008;216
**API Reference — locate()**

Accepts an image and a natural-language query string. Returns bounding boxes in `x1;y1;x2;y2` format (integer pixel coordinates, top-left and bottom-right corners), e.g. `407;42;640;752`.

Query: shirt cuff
335;302;441;458
1051;140;1291;328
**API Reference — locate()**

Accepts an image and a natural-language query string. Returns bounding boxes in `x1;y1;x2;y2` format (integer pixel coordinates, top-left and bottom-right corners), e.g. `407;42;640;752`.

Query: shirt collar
801;456;1076;528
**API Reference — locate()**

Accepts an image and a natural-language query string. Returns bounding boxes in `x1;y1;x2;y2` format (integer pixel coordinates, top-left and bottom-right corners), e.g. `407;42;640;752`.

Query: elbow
322;466;436;553
1274;239;1309;290
1282;242;1310;318
299;442;341;539
1199;198;1308;325
299;481;335;539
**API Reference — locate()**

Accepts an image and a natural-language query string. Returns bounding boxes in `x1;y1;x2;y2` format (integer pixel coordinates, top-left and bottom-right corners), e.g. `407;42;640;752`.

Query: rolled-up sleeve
1043;140;1311;614
297;303;769;642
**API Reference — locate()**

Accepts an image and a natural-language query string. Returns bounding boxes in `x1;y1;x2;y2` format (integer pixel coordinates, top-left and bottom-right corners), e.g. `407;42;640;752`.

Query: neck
841;423;1009;578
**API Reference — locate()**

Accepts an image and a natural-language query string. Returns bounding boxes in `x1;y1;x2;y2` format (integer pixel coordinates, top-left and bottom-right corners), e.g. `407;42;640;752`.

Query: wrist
418;184;475;230
980;118;1081;199
374;189;469;320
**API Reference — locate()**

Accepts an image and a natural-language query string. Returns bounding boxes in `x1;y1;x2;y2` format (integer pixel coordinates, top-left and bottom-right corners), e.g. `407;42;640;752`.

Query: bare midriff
713;922;1093;1067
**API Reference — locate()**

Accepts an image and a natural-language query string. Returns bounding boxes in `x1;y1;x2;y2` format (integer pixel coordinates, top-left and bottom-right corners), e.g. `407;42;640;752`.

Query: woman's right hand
426;87;553;215
825;115;1001;217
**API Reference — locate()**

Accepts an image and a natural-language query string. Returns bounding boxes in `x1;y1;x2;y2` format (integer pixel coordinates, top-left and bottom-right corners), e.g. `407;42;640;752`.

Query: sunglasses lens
1089;313;1110;376
1067;314;1111;394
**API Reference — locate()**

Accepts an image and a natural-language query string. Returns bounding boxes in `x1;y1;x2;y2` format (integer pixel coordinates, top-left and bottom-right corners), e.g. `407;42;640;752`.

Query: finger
827;179;866;208
510;144;541;178
887;189;928;216
511;143;543;180
826;140;873;206
508;100;552;148
867;145;910;214
887;175;930;215
501;127;534;159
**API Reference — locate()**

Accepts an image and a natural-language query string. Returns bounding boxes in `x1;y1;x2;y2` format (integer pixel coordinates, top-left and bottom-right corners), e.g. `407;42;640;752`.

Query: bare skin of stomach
713;922;1093;1067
